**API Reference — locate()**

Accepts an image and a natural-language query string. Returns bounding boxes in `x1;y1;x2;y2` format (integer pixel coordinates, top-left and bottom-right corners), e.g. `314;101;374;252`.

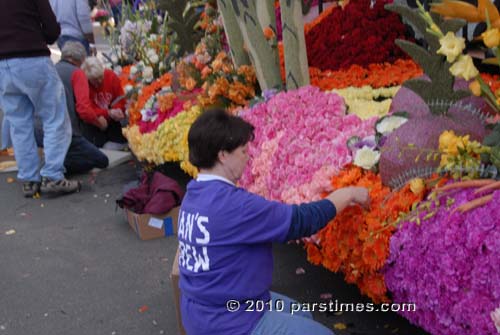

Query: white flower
124;84;133;93
437;32;466;63
491;307;500;333
111;54;118;64
149;34;158;42
137;61;145;69
159;62;166;70
196;53;211;65
146;48;156;58
149;54;159;64
376;115;408;135
353;146;381;170
130;66;138;75
143;66;154;81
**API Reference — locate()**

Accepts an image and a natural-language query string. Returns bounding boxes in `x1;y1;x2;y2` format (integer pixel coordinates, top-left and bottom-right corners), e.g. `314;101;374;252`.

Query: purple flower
262;89;279;101
384;189;500;335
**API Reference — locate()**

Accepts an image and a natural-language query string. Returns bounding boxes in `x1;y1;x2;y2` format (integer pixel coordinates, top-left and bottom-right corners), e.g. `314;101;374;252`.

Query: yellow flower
469;80;481;96
439;130;457;151
457;135;470;150
449;55;479;81
409;178;425;195
437;32;466;63
482;28;500;48
440;154;451;166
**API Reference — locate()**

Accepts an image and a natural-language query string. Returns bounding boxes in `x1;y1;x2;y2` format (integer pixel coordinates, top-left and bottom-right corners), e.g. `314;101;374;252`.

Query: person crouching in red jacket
80;57;127;150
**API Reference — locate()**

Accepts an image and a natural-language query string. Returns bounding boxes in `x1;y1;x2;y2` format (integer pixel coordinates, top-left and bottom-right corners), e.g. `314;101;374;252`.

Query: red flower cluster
305;0;410;71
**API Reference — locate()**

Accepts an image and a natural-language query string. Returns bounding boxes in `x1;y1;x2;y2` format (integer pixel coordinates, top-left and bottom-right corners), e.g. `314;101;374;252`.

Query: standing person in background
80;57;127;150
0;0;81;197
35;42;109;174
50;0;97;55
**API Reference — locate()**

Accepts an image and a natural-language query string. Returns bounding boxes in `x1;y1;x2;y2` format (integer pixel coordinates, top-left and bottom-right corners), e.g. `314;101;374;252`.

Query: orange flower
237;65;257;84
212;58;223;72
309;59;423;90
201;66;212;79
305;244;322;265
263;27;275;40
184;77;197;91
157;93;176;112
305;164;425;303
222;63;233;74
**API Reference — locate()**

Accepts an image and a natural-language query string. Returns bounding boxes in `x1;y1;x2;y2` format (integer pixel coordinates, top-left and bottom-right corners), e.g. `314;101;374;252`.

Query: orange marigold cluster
309;59;422;89
306;165;424;303
277;44;421;89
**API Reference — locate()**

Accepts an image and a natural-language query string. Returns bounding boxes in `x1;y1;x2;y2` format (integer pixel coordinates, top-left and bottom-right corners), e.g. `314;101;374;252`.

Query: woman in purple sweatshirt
178;109;370;335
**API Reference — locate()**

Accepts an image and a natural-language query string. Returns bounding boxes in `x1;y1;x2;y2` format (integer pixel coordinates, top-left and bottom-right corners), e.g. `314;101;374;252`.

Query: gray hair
81;57;105;80
61;42;87;63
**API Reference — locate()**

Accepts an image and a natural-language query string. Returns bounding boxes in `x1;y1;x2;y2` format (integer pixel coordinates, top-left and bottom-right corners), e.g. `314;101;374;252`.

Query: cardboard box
125;206;180;240
170;248;186;335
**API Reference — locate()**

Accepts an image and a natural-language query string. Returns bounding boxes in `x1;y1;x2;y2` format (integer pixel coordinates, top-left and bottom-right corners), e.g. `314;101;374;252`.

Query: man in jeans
0;0;81;197
35;42;109;174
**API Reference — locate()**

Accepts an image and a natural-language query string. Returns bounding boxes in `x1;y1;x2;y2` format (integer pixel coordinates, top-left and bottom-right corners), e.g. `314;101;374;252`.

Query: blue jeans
1;117;11;149
35;127;109;175
57;35;90;55
0;57;72;182
65;136;109;174
251;292;334;335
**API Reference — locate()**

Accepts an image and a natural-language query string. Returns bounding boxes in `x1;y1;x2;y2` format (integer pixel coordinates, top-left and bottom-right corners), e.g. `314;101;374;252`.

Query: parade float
100;0;500;333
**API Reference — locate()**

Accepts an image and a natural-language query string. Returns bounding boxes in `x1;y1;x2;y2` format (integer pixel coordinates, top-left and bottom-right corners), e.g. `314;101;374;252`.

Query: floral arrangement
136;89;201;134
105;1;171;76
438;130;491;179
175;51;257;111
304;0;409;71
309;59;422;91
169;6;257;112
238;86;376;203
384;187;500;335
306;165;425;303
330;86;400;119
123;105;202;176
413;0;500;118
127;72;172;126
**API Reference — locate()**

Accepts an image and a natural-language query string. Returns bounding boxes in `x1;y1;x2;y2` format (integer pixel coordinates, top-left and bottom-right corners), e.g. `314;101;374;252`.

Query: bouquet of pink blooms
238;86;376;203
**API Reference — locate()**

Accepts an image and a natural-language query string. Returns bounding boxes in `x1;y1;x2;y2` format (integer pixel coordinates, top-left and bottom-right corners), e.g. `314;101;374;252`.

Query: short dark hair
188;109;255;169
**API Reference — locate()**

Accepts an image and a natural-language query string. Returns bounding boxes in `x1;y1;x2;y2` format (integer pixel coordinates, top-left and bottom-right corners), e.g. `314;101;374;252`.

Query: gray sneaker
40;177;81;195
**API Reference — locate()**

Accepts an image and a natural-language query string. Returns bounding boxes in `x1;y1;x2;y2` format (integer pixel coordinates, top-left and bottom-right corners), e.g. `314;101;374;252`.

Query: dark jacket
0;0;60;60
55;60;82;137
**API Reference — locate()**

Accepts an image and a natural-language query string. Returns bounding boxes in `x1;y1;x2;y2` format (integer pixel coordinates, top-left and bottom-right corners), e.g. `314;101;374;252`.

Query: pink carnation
239;86;375;202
